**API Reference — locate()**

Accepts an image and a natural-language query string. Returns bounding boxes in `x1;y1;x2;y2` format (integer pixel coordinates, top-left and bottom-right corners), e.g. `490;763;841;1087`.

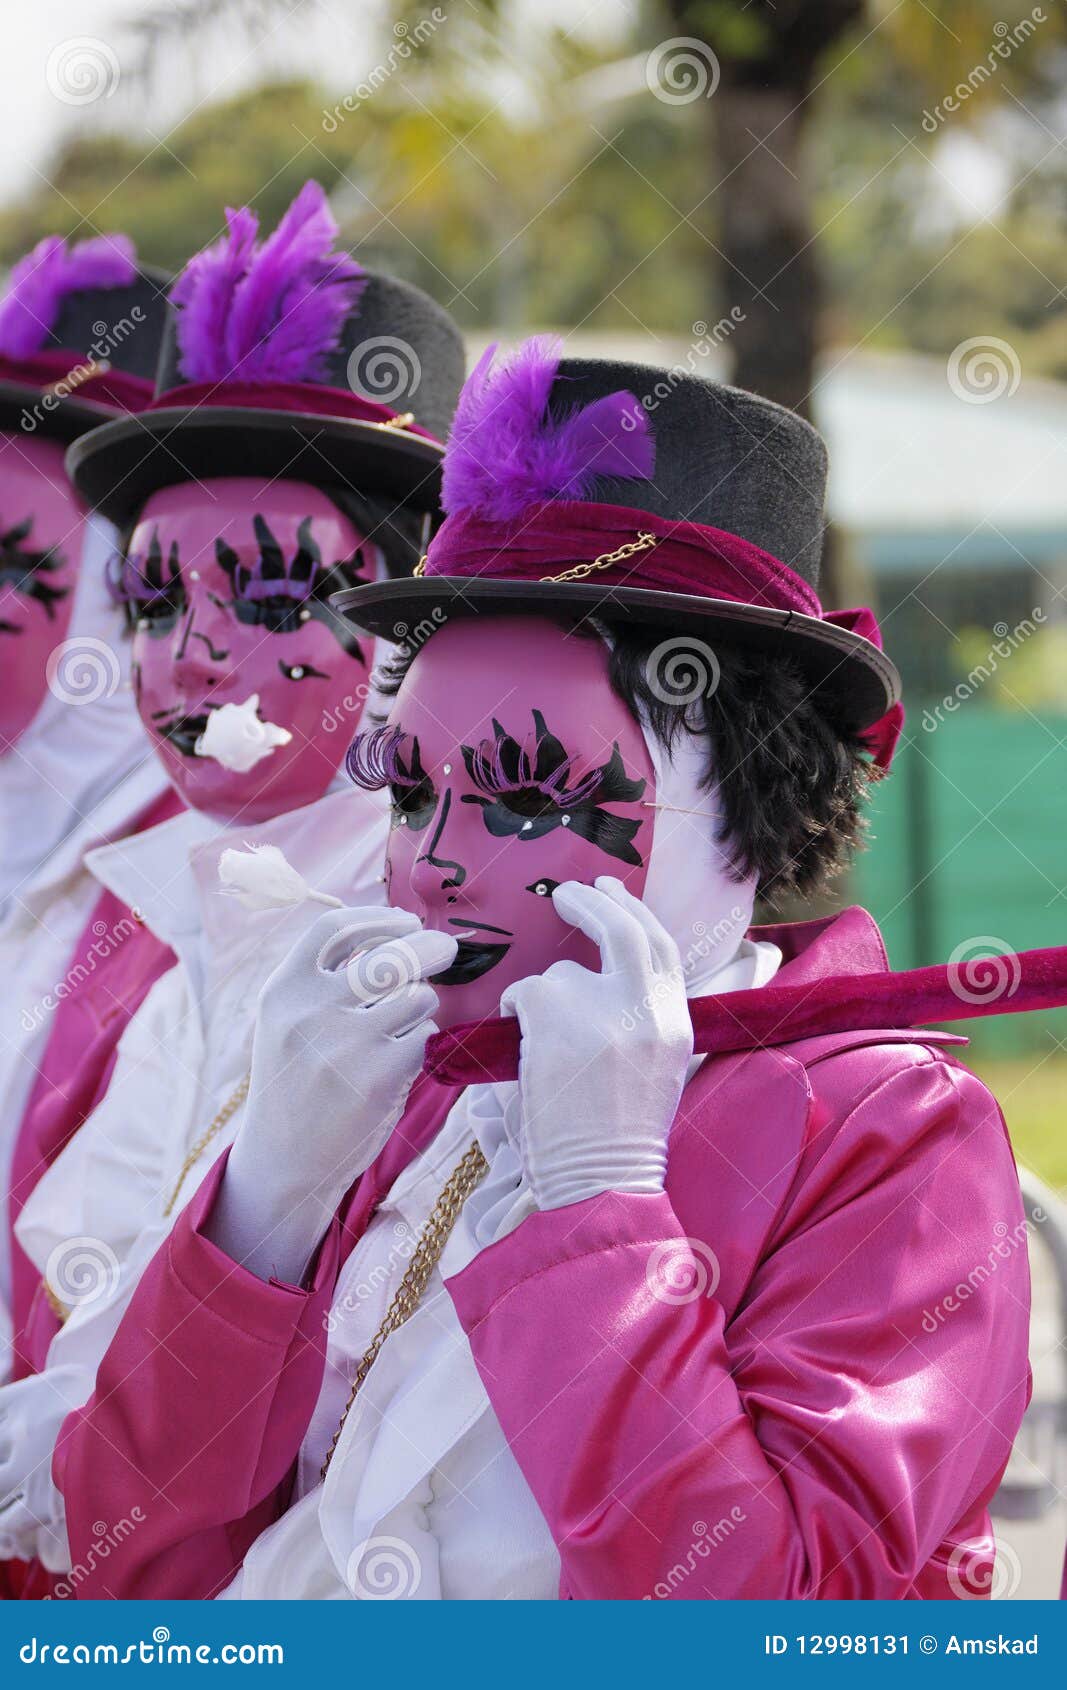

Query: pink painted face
120;478;374;822
0;432;84;752
348;617;657;1027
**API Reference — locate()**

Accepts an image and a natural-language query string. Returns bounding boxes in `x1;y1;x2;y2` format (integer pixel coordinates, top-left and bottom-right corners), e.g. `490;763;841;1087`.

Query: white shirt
221;1086;561;1602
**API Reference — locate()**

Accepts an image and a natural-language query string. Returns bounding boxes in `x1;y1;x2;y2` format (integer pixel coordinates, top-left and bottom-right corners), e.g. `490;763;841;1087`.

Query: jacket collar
750;905;890;985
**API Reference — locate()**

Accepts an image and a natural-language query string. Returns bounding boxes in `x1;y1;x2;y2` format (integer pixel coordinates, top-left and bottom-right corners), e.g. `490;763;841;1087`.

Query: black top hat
66;182;466;529
0;233;168;442
333;340;901;747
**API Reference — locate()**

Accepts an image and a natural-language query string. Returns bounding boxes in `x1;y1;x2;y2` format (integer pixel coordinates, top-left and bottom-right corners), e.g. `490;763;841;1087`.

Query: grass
967;1053;1067;1194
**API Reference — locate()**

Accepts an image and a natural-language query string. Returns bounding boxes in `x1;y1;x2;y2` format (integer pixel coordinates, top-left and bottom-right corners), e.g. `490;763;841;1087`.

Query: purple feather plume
441;334;654;521
172;180;366;386
0;234;137;360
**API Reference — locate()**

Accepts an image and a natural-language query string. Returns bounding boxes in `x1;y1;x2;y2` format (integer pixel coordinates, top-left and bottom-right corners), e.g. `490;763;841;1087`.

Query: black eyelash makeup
215;514;369;659
346;725;436;830
109;528;185;633
0;517;70;621
461;710;647;866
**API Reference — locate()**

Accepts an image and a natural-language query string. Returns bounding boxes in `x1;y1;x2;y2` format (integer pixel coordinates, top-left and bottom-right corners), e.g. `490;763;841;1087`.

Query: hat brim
65;406;446;528
0;380;121;445
331;576;901;734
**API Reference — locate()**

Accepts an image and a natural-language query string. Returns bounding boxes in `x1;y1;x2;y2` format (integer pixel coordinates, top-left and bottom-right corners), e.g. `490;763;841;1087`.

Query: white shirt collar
85;783;389;974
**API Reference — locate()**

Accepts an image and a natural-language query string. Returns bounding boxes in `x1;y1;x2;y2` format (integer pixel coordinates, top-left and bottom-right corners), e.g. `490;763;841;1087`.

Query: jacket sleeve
53;1151;341;1599
446;1049;1032;1600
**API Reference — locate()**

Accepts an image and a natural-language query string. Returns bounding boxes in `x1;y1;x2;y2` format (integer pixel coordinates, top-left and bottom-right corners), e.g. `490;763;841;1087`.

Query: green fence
851;706;1067;1056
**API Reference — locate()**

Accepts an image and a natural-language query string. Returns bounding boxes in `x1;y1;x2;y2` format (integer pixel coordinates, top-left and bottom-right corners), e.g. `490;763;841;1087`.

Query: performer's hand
500;877;693;1211
208;906;458;1282
0;1368;79;1570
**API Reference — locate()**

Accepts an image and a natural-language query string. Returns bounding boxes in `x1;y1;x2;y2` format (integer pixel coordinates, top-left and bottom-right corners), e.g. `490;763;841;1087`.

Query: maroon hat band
0;349;154;416
422;499;825;616
147;378;442;444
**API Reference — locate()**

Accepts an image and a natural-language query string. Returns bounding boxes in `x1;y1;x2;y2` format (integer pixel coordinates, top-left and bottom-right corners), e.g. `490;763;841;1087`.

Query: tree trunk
712;83;820;421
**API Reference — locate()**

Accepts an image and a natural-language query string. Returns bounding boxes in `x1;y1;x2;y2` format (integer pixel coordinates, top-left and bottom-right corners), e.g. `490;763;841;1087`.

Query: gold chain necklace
162;1073;252;1217
320;1138;489;1481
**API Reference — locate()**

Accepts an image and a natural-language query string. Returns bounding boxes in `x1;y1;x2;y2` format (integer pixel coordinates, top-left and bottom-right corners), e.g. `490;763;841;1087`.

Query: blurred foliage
0;1;1064;370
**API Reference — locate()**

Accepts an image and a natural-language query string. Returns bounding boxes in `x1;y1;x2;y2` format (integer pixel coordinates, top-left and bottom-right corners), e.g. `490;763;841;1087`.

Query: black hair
371;619;877;903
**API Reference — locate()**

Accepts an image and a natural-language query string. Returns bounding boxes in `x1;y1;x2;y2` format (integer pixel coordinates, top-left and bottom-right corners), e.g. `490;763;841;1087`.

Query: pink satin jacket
54;907;1031;1600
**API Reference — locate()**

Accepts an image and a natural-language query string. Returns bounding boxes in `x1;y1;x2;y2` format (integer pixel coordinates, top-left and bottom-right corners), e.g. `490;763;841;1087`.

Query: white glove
0;1366;82;1569
208;906;457;1283
499;877;693;1212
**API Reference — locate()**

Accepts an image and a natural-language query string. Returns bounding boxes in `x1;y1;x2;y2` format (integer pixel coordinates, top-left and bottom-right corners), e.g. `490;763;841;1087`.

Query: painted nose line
189;630;229;662
417;786;467;890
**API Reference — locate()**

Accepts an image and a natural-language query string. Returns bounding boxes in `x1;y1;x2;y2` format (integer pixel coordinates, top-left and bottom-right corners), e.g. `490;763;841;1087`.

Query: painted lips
157;711;211;758
431;938;511;987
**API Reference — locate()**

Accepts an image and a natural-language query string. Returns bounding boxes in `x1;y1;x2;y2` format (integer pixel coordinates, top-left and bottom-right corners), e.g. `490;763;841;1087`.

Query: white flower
217;843;342;912
194;694;292;772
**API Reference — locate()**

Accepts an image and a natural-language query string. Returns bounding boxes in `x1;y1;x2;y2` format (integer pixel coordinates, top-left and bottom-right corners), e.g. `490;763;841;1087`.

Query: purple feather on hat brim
172;180;366;388
171;207;258;385
0;233;137;360
441;334;654;523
